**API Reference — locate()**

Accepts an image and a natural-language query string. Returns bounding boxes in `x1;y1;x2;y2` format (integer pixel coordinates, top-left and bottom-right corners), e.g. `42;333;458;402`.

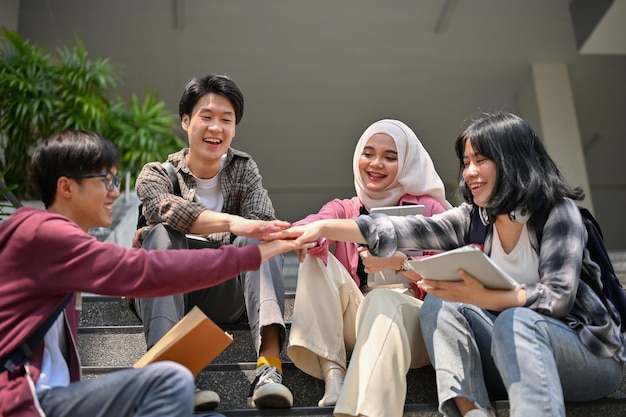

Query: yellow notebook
133;306;233;376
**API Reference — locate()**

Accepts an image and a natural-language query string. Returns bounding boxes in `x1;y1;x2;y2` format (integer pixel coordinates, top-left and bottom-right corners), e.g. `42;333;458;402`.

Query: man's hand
229;218;291;239
257;239;317;263
262;223;324;246
132;227;146;248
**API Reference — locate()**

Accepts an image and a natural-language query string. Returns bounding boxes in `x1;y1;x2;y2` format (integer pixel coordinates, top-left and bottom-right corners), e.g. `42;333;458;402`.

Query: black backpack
136;161;180;230
469;206;626;333
135;162;219;249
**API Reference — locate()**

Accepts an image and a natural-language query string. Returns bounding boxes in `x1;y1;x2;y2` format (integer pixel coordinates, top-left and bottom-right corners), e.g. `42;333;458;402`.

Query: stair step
77;253;626;415
79;294;295;327
78;327;279;366
209;398;626;417
81;362;438;409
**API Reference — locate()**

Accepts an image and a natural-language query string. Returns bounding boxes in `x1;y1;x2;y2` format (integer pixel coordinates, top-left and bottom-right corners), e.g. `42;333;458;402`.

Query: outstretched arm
257;239;317;263
190;209;290;238
265;218;366;246
133;212;291;248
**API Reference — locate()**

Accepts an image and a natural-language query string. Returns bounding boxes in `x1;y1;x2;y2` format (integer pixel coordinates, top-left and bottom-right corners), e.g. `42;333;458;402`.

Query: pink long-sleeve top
294;194;447;286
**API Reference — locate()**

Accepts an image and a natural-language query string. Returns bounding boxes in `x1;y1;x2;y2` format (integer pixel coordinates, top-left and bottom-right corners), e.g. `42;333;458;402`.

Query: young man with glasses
72;171;122;192
132;73;294;410
0;130;305;417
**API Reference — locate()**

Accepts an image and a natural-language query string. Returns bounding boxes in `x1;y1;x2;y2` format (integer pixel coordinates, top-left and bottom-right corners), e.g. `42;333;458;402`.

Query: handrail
0;179;23;208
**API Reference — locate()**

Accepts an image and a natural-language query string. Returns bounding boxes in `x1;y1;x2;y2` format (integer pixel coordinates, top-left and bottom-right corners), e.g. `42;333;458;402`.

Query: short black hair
30;130;120;208
455;112;584;219
178;73;244;124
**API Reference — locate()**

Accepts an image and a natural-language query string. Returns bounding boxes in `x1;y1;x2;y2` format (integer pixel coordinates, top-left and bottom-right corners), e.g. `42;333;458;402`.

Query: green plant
106;91;184;178
0;28;184;199
0;166;20;217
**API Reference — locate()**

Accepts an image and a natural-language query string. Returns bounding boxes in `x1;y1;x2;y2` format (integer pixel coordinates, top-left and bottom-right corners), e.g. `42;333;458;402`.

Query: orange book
133;306;233;376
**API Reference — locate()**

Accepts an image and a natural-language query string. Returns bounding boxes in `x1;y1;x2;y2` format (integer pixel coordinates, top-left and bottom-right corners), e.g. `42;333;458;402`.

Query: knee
362;288;396;309
146;361;195;391
233;235;258;247
494;308;536;334
492;307;539;350
418;294;442;327
143;224;186;250
235;235;284;270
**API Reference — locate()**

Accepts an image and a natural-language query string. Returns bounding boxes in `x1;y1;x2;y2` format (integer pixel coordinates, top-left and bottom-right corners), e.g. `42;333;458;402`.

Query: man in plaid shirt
133;74;293;410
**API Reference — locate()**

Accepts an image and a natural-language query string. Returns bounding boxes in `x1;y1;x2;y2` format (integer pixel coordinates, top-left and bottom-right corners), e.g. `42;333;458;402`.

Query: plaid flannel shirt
136;147;276;246
354;198;626;361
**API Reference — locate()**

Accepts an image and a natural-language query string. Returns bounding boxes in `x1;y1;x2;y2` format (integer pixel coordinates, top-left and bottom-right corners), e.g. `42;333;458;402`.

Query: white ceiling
11;0;626;246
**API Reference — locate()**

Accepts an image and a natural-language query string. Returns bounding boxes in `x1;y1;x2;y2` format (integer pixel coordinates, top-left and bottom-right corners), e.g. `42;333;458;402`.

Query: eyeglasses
72;171;122;192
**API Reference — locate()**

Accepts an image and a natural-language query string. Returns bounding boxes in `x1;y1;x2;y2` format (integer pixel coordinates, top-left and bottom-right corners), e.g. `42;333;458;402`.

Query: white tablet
407;245;519;290
370;205;425;216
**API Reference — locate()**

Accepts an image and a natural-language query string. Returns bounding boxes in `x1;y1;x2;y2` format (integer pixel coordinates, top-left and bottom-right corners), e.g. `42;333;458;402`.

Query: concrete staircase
78;252;626;417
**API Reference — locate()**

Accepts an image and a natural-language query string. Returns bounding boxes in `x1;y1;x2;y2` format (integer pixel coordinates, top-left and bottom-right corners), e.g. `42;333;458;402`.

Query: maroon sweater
0;207;261;416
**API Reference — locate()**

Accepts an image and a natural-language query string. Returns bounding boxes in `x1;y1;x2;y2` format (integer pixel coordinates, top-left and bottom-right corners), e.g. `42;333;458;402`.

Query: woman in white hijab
288;119;452;417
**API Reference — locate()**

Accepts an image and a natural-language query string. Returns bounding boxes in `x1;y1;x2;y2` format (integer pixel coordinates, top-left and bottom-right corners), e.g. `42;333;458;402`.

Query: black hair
178;73;244;124
30;130;120;208
455;112;584;219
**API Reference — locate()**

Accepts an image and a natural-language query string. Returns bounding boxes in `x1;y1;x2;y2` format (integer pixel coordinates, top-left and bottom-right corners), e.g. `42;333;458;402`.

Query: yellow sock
257;355;282;374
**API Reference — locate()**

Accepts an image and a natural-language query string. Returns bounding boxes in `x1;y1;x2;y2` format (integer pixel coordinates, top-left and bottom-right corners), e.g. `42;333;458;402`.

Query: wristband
400;255;412;271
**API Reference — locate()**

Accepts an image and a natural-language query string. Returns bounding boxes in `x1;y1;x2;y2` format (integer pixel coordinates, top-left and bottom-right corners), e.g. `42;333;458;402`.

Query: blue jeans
37;361;225;417
419;295;624;417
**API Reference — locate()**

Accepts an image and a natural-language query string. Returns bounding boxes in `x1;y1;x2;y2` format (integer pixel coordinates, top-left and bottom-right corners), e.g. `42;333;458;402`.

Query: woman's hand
257;239;317;263
418;269;526;311
229;217;292;238
262;219;365;246
262;223;325;245
358;246;402;273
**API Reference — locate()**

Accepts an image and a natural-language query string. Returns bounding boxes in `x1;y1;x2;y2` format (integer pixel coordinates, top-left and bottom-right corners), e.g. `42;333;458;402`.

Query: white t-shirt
490;224;540;285
193;155;225;211
34;313;70;392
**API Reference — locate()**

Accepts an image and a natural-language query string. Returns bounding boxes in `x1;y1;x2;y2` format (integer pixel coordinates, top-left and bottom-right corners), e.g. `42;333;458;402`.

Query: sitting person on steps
0;130;307;417
269;112;626;417
287;119;452;417
132;73;293;410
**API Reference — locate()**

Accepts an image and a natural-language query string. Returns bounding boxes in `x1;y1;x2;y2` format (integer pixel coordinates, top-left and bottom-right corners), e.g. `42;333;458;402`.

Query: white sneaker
194;388;220;411
246;365;293;409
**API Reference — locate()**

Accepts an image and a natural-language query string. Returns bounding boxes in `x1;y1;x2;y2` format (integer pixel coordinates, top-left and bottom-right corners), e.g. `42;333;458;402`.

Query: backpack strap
469;207;488;251
1;293;73;373
578;208;623;329
162;161;181;197
136;162;181;230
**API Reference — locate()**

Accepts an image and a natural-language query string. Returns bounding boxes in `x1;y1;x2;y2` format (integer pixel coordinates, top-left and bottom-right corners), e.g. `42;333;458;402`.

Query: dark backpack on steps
469;206;626;333
136;161;179;230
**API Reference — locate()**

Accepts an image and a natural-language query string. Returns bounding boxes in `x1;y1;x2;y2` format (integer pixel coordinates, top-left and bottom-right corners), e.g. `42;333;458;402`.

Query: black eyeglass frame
72;171;122;192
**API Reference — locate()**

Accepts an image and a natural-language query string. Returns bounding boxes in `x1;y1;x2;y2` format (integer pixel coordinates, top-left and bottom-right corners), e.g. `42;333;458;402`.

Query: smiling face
182;92;236;178
462;140;496;207
70;169;120;231
358;133;399;193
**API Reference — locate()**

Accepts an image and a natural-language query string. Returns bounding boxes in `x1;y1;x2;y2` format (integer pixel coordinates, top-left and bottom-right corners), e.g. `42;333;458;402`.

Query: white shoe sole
194;390;220;411
249;384;293;409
